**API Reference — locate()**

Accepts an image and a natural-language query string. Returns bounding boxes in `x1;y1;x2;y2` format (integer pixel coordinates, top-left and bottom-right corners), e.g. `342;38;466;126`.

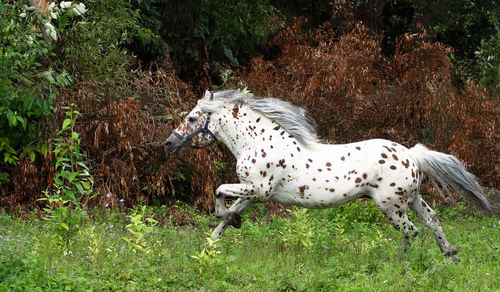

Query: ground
0;201;499;291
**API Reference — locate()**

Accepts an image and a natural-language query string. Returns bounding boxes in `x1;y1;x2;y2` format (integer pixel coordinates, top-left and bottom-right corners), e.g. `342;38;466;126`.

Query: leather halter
172;113;217;149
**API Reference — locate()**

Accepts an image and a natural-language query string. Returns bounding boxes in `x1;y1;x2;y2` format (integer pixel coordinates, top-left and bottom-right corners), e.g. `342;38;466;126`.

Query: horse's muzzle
165;136;184;154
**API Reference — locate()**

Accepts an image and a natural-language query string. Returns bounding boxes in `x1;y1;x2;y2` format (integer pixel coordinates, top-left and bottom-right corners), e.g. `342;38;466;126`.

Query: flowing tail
408;144;499;215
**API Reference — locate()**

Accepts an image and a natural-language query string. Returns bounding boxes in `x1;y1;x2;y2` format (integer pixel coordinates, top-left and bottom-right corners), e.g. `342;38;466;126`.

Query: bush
0;1;79;187
56;0;160;101
245;13;499;190
133;0;276;67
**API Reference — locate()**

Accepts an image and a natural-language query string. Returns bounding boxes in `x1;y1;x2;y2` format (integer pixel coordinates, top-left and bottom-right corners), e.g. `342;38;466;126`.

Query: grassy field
1;201;499;291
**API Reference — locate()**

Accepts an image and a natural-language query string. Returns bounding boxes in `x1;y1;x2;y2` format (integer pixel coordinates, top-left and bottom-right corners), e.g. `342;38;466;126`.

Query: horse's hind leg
373;193;418;254
384;209;418;253
410;195;459;261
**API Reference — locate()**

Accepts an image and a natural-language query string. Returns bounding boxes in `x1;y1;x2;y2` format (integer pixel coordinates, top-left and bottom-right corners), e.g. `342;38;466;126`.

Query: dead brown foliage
246;16;499;191
3;58;223;212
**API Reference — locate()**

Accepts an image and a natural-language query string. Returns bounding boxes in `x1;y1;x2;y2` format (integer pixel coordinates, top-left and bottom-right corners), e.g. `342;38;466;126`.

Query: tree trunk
28;0;53;44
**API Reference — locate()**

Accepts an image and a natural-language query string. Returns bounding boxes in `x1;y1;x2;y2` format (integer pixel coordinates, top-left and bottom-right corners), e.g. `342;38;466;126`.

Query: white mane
198;90;320;146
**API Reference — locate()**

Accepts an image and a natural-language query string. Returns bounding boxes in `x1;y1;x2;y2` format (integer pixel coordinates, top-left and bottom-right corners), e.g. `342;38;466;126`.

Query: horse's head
165;91;217;154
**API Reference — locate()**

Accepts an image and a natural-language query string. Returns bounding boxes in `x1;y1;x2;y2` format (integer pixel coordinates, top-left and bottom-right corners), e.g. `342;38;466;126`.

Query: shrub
133;0;276;67
0;1;75;180
245;12;499;191
56;0;160;101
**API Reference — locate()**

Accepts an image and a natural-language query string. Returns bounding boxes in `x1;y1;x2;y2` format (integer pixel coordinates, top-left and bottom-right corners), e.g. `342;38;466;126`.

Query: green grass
0;202;499;291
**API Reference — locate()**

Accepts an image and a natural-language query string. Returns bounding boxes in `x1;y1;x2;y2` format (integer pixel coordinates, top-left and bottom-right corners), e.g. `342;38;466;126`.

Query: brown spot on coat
299;185;307;198
232;105;239;118
326;162;332;167
379;160;385;164
390;165;397;170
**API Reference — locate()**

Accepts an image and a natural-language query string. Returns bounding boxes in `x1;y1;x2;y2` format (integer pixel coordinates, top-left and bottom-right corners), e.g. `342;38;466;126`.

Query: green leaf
41;144;48;157
67;172;78;182
81;181;91;190
61;118;71;131
74;181;83;194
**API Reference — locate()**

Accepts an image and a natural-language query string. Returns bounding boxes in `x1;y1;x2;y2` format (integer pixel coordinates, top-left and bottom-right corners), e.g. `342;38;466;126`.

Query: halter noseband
172;112;217;149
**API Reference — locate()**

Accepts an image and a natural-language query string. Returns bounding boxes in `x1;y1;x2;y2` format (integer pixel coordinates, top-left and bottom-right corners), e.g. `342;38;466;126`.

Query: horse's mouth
165;140;191;155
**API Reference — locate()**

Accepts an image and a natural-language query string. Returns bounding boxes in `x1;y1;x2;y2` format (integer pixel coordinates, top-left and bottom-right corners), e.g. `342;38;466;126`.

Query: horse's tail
408;144;499;215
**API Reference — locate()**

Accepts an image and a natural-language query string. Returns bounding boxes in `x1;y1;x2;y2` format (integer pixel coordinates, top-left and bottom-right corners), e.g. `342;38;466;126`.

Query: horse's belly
270;187;358;209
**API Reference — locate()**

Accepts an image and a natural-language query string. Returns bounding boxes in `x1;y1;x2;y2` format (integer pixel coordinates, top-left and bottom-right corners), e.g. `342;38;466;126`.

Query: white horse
165;89;498;261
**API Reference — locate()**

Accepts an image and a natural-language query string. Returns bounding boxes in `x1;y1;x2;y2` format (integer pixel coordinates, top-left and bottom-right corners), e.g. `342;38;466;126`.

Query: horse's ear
204;90;213;100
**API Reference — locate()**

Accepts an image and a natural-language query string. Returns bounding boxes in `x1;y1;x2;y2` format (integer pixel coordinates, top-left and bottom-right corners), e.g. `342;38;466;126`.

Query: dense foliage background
0;0;498;213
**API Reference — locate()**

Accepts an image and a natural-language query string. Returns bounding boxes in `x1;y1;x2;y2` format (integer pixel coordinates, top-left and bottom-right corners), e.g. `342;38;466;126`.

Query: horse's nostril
166;141;172;147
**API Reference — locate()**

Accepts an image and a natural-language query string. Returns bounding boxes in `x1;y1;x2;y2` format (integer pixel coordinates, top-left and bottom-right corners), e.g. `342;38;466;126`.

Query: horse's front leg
212;198;253;240
215;183;254;229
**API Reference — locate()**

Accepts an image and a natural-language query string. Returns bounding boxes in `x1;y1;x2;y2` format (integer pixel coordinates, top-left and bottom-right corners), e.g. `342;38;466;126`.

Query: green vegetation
0;1;498;290
1;202;499;290
0;1;77;171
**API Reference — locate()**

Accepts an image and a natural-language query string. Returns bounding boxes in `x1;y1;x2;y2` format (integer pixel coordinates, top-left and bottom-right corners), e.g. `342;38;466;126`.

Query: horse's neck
213;104;276;158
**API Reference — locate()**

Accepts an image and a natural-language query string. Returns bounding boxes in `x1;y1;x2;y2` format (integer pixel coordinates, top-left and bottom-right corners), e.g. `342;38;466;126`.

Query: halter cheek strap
172;113;217;149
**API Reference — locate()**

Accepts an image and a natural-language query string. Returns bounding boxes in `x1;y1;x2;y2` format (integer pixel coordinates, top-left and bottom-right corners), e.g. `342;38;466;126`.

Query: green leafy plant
133;0;276;66
51;105;93;205
279;207;314;249
0;1;86;185
123;205;158;254
191;230;222;274
57;0;159;91
38;185;88;250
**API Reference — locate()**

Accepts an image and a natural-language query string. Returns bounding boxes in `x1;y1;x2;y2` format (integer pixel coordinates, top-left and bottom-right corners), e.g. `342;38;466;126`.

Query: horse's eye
188;117;197;123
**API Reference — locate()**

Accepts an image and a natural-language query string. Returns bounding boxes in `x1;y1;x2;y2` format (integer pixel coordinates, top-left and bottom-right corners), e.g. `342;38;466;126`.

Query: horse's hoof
224;212;242;229
446;245;459;256
451;255;460;262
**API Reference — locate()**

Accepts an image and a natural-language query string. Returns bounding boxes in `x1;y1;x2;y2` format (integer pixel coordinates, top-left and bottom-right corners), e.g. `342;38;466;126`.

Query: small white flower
44;22;55;30
48;2;56;11
72;3;87;16
50;12;58;19
44;22;57;41
383;280;388;284
50;30;57;41
19;12;26;18
60;1;73;9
